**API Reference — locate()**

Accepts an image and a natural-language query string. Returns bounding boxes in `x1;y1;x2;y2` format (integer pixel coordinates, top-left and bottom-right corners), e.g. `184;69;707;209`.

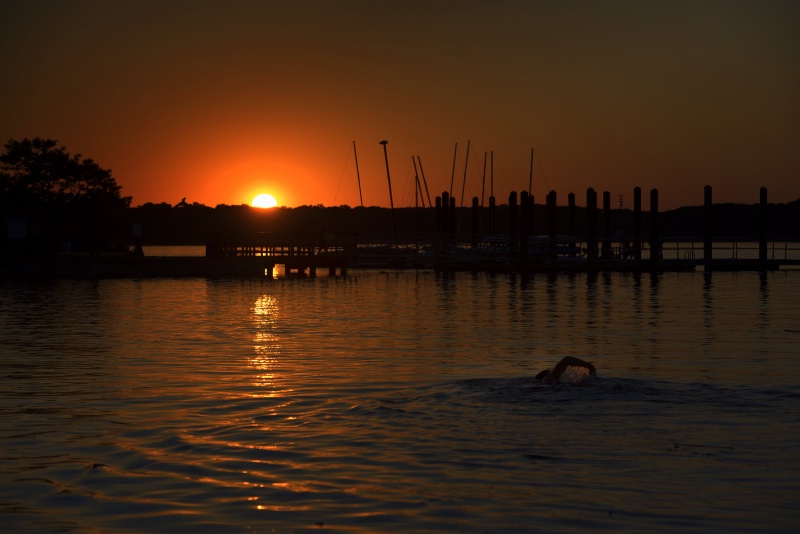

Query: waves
3;273;800;532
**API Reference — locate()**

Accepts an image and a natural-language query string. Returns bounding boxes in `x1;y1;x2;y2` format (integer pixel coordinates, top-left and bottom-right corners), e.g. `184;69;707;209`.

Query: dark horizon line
135;198;800;211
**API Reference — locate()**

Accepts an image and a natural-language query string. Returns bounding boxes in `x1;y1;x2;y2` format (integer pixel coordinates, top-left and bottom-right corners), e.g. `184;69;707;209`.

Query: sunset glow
2;2;798;209
252;194;278;208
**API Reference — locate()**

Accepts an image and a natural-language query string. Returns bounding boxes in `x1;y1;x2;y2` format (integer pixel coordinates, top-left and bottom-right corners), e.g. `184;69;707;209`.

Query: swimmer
535;356;596;385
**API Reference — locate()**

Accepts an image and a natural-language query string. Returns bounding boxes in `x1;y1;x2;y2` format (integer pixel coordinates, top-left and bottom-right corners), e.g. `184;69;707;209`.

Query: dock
1;233;357;279
423;185;799;274
2;233;797;279
206;232;355;278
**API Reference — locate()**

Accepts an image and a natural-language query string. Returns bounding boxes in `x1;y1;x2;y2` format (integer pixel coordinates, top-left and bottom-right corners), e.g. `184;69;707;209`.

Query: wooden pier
1;233;358;279
206;232;356;278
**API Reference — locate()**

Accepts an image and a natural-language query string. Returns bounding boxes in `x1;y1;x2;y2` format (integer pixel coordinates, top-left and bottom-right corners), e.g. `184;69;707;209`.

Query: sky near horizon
2;0;798;210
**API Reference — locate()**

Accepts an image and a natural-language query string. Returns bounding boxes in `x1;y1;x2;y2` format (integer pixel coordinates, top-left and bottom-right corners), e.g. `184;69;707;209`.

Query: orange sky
2;1;799;210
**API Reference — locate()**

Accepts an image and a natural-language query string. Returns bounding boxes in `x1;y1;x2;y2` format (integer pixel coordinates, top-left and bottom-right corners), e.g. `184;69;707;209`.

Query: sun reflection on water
250;294;283;394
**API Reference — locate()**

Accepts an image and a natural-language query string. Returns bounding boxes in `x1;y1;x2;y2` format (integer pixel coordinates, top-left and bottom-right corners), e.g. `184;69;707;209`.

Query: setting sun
252;193;278;208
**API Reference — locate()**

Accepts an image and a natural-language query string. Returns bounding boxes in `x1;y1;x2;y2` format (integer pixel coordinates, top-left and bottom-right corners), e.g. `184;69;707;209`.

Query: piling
527;193;535;252
489;195;496;234
633;187;642;260
704;185;713;271
650;188;660;264
449;196;456;237
508;191;518;239
520;191;529;261
471;196;480;248
760;187;768;265
524;193;535;237
435;195;443;233
586;188;597;263
547;190;557;261
568;193;576;237
602;191;612;259
441;192;450;235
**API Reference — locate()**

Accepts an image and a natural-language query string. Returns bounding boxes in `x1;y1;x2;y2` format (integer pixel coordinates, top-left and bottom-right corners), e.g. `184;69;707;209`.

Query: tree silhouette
0;137;132;252
0;137;131;210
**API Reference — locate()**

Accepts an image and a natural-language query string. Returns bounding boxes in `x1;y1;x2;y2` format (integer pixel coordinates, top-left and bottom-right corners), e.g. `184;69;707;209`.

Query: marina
3;186;799;278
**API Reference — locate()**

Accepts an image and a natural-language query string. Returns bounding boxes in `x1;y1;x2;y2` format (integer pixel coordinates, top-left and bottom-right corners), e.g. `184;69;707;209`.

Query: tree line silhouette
133;200;800;245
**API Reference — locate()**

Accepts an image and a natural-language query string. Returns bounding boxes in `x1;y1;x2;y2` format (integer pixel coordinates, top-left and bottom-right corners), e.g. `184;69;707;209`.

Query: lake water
1;269;799;533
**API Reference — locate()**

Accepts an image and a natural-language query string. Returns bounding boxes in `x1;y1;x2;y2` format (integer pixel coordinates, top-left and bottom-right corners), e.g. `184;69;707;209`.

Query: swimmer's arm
548;356;596;383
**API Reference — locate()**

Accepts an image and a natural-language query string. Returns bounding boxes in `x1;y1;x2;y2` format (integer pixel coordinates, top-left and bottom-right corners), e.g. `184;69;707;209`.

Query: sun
252;193;278;208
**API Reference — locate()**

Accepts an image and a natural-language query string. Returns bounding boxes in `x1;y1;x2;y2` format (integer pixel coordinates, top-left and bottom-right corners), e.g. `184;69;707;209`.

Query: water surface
1;271;799;532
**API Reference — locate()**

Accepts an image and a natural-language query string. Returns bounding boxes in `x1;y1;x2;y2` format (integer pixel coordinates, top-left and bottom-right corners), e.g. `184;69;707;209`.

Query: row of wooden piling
435;186;773;269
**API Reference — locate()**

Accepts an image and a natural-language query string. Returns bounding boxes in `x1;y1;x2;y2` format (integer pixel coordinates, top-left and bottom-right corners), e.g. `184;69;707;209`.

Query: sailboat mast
353;140;364;208
412;156;424;208
417;156;433;208
449;142;458;197
379;140;397;233
460;139;470;208
490;150;494;198
481;151;487;208
528;147;534;195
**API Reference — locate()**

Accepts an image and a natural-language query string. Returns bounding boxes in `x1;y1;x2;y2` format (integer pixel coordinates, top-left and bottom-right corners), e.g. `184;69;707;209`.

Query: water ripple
2;273;800;532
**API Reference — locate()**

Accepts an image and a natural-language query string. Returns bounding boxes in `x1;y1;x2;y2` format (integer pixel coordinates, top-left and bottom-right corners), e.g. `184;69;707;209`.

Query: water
142;245;207;257
1;270;799;533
